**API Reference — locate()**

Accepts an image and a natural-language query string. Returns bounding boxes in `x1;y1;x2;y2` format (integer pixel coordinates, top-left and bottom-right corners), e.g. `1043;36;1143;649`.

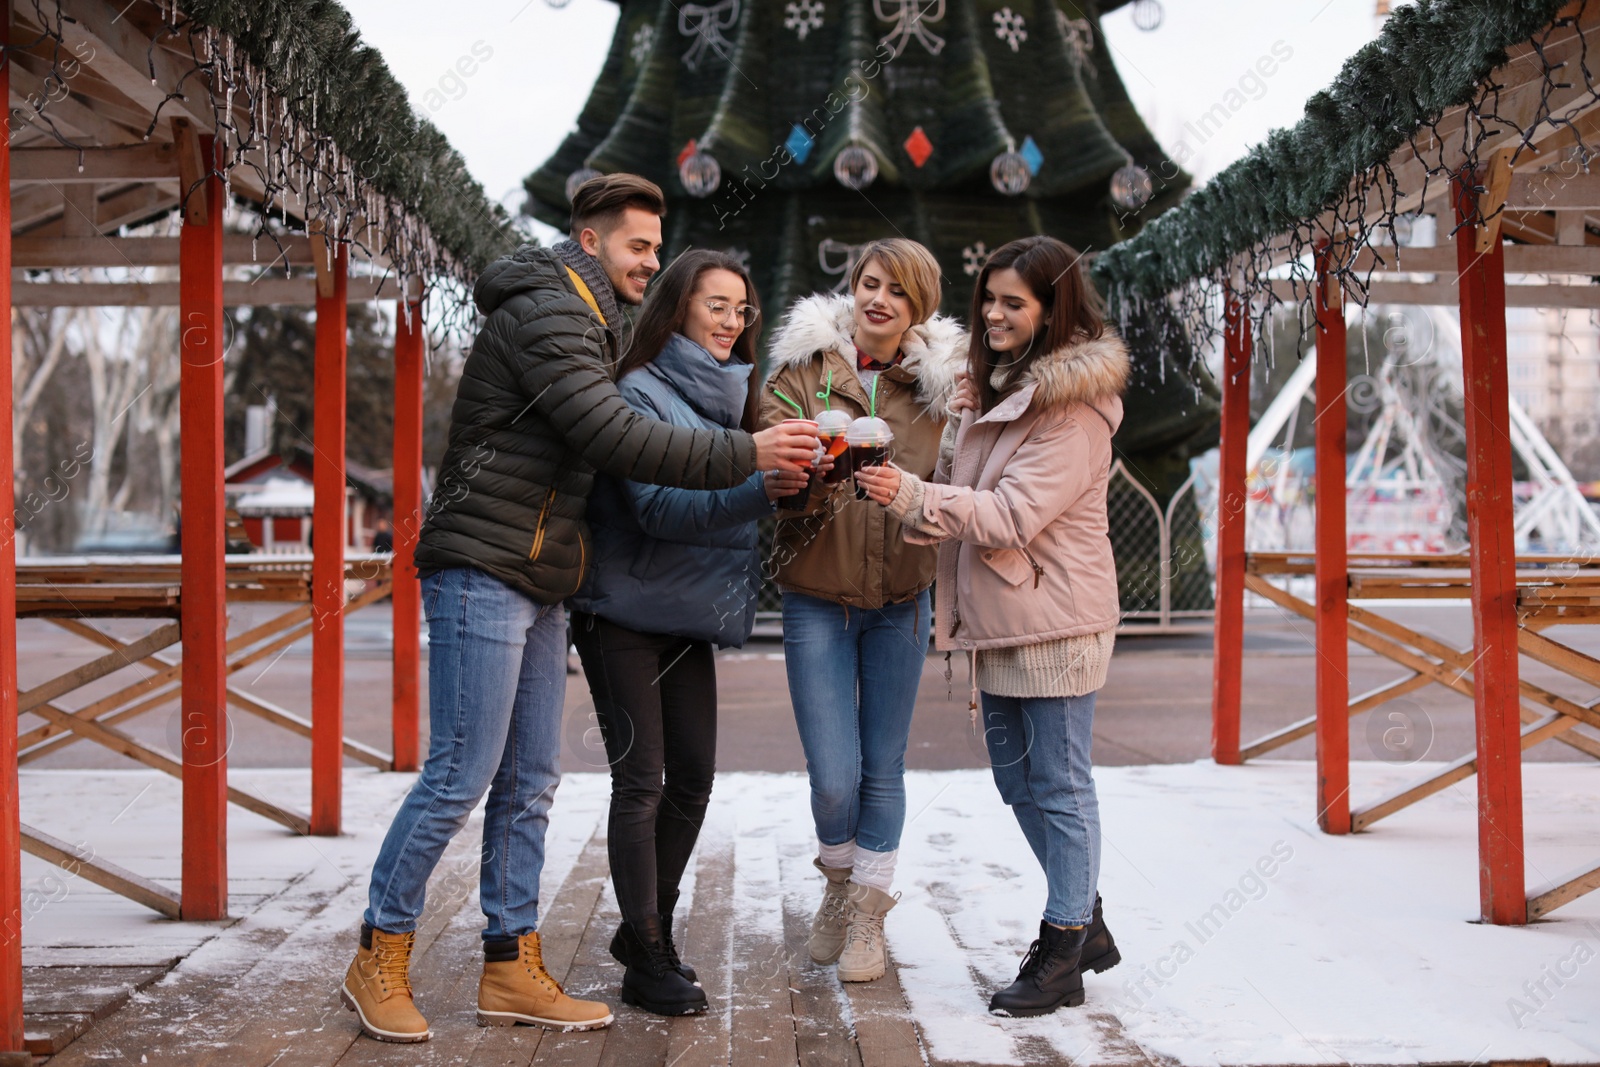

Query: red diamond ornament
903;126;933;168
677;139;698;168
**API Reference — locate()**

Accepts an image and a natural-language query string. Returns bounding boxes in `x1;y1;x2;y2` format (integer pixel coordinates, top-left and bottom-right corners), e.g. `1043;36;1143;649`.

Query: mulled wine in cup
846;416;894;501
815;409;853;485
776;418;820;509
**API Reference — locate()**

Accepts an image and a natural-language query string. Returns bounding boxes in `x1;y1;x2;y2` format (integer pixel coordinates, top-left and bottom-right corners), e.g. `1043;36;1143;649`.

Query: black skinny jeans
571;611;717;927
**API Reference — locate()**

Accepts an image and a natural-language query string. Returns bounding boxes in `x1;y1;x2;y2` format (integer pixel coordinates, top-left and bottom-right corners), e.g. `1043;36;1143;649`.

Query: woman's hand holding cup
854;463;902;506
765;468;811;502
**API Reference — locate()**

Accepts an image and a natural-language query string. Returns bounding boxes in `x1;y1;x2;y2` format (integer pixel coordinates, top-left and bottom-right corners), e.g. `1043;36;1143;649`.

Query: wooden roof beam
1269;277;1600;309
4;27;166;140
1502;172;1600;212
11;234;316;269
60;184;98;238
1350;242;1600;274
12;275;402;307
11;144;180;183
6;65;141;146
9;182;74;230
56;0;215;134
13;183;180;238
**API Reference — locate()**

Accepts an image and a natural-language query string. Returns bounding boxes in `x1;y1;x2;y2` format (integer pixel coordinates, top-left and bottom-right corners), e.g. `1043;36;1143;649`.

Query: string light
8;1;516;339
1093;4;1598;382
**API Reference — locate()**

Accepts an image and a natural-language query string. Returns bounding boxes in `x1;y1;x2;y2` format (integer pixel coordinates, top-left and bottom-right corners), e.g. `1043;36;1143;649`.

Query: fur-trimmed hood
982;331;1130;432
766;292;968;414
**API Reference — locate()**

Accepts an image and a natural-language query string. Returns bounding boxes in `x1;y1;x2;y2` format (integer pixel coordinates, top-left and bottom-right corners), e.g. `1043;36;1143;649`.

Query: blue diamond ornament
1020;135;1044;176
786;125;815;165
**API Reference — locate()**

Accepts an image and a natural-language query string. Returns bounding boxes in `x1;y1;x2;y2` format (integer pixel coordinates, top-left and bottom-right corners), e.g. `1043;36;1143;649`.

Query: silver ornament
1131;0;1163;32
1390;213;1415;246
990;151;1031;196
1109;163;1153;211
679;151;722;197
833;145;879;190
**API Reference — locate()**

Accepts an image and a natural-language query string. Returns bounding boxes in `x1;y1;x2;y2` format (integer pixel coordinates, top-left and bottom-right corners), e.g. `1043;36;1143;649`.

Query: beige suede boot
808;858;854;964
477;931;614;1031
340;924;431;1043
836;885;898;982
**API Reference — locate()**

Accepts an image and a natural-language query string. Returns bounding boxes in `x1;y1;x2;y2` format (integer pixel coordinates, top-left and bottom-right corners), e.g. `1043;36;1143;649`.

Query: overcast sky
338;0;1386;217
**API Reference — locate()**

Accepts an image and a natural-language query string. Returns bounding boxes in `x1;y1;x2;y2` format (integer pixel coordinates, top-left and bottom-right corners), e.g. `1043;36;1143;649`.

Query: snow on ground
19;761;1600;1064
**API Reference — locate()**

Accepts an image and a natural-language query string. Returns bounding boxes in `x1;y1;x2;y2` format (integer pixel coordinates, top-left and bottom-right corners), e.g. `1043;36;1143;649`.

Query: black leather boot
1081;895;1121;974
658;909;698;984
988;922;1087;1017
610;904;697;983
616;916;708;1017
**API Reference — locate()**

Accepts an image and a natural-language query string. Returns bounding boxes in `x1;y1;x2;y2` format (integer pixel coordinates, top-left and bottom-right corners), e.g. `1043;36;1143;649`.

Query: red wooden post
1453;170;1527;925
179;137;228;920
1211;289;1250;765
311;238;349;834
1313;244;1351;834
391;295;424;772
0;14;27;1048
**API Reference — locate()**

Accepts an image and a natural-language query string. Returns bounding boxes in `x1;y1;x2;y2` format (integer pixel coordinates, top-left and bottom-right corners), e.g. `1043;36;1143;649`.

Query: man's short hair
569;173;667;239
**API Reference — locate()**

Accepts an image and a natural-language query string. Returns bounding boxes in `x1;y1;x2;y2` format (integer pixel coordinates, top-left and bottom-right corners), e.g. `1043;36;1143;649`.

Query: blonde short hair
848;238;942;325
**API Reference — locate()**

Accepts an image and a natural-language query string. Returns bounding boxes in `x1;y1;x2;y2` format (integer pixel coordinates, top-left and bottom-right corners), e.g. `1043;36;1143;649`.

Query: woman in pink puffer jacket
855;235;1129;1020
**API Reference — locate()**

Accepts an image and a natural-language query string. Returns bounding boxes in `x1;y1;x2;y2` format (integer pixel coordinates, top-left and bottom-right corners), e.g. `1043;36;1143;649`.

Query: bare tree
12;306;78;481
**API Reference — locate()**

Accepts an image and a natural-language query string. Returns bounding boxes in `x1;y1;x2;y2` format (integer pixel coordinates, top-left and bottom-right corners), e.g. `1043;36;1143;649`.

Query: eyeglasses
704;300;760;328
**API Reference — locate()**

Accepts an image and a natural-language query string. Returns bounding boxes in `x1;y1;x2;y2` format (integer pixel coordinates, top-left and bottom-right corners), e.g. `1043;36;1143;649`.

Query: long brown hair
967;236;1105;414
616;249;763;432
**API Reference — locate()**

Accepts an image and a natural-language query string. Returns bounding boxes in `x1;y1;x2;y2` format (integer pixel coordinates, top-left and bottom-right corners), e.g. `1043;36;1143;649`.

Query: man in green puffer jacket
342;175;818;1044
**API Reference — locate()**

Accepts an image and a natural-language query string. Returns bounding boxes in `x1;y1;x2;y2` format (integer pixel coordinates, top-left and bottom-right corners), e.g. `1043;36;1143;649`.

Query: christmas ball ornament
989;151;1031;195
1131;0;1164;31
1390;213;1415;245
1109;163;1153;211
565;167;602;202
833;145;879;190
679;150;722;197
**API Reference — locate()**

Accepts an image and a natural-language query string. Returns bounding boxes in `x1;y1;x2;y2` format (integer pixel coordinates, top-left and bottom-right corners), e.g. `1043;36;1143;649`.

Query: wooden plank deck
37;812;1122;1067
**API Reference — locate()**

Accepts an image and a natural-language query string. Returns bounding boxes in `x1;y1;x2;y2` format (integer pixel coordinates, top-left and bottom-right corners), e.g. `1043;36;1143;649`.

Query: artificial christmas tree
526;0;1216;617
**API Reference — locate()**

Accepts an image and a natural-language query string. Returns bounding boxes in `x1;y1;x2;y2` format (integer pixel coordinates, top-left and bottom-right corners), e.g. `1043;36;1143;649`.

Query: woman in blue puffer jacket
569;249;807;1017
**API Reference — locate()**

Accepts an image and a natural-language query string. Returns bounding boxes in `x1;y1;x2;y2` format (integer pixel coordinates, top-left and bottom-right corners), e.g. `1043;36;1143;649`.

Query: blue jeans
782;590;930;855
981;691;1101;927
365;566;567;939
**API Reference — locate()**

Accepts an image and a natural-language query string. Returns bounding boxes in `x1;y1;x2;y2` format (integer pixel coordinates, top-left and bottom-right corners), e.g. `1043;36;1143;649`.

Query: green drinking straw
869;374;879;418
772;388;805;417
815;369;834;406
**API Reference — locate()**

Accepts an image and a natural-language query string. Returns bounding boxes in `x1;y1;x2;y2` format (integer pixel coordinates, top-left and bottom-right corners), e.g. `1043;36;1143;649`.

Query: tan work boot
340;923;431;1043
478;931;614;1031
836;885;898;982
808;858;854;965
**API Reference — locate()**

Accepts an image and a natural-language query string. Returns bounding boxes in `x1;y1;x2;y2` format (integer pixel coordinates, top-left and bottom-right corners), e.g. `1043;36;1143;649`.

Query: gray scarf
552;239;624;355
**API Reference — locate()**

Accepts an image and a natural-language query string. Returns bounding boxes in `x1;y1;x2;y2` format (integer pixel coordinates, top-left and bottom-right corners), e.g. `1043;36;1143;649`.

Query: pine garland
1090;0;1576;305
181;0;515;280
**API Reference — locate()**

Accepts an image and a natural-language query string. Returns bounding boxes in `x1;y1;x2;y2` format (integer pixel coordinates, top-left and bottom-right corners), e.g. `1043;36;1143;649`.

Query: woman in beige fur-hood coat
759;290;967;609
759;239;968;984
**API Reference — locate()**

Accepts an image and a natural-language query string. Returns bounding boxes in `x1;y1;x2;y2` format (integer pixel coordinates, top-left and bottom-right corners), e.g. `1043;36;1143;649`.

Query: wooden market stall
1093;0;1600;927
0;0;513;1053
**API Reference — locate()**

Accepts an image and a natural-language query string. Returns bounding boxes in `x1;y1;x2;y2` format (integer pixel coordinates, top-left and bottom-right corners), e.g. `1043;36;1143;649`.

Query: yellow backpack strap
564;266;607;326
